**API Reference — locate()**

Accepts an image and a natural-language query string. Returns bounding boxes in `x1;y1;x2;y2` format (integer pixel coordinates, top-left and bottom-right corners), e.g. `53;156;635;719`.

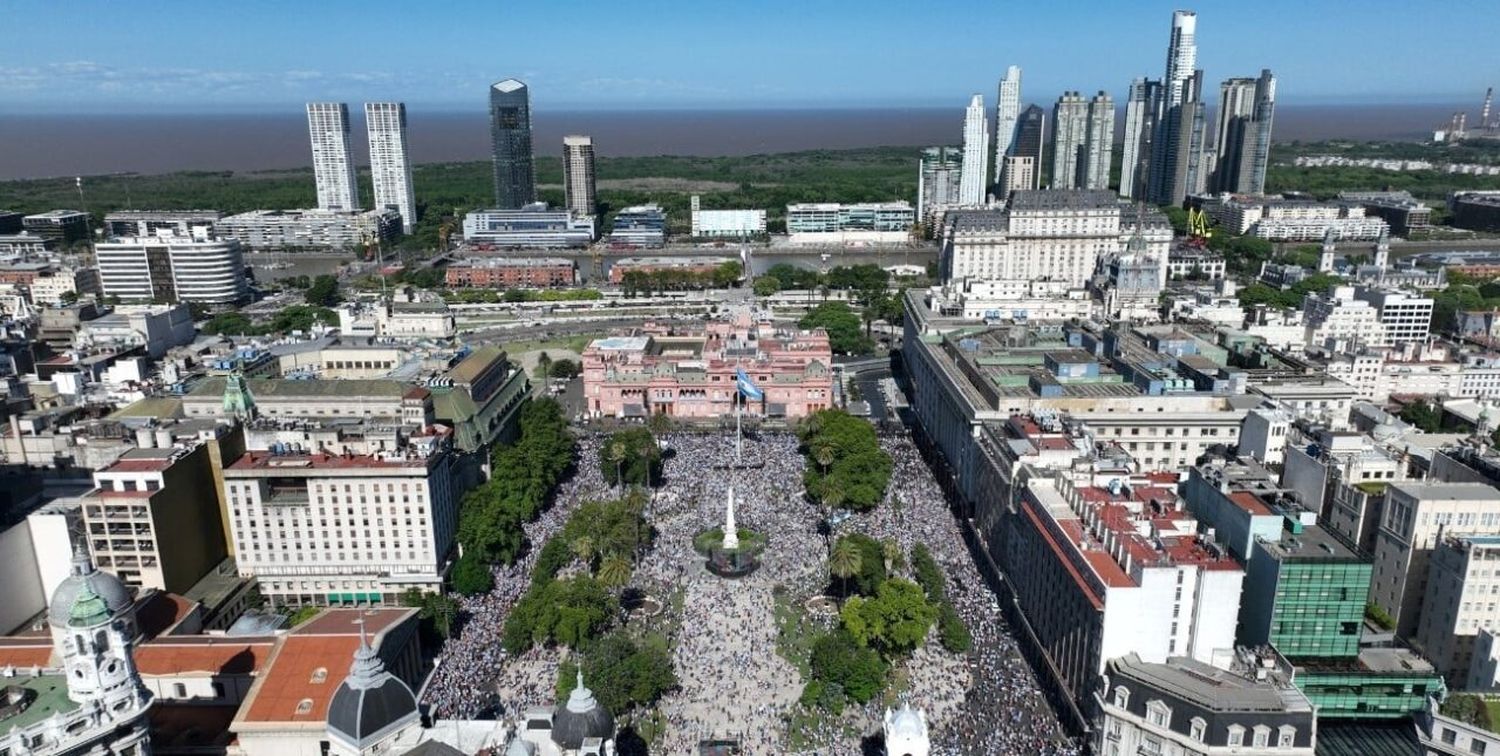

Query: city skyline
2;0;1497;113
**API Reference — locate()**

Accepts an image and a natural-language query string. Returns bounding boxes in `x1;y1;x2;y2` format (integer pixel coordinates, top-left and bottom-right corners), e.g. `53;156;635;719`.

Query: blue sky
3;0;1496;112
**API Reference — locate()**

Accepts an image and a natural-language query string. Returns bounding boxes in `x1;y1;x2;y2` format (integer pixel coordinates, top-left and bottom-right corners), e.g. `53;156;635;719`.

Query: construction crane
1186;207;1213;247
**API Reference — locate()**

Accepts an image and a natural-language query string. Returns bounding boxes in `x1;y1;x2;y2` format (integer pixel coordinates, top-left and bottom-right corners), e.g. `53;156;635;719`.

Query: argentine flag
735;368;764;401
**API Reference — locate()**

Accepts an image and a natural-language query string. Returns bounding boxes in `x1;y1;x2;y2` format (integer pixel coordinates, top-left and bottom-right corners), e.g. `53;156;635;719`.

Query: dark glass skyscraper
489;79;536;209
1012;104;1045;190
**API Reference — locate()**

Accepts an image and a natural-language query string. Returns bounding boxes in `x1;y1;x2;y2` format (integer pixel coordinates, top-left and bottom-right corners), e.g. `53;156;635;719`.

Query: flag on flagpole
735;368;764;401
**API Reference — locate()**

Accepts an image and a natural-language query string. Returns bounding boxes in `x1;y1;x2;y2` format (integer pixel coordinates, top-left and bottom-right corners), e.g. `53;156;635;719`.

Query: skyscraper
1081;91;1115;191
1211;69;1277;194
918;146;962;225
1163;10;1198;108
993;66;1023;185
490;79;536;209
306;103;359;211
1051;92;1088;190
1120;78;1163;200
562;135;597;217
1148;70;1210;206
959;94;989;204
1013;105;1046;191
365;102;416;234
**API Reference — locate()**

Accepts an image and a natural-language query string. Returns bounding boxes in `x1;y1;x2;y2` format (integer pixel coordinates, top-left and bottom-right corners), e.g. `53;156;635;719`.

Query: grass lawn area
502;335;597;355
772;590;817;678
1485;700;1500;733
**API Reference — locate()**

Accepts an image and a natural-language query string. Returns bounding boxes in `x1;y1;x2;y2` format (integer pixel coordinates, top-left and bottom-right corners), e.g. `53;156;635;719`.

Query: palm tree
571;536;595;568
813;444;836;478
830;538;862;599
607;440;628;491
882;539;903;574
598;555;632;589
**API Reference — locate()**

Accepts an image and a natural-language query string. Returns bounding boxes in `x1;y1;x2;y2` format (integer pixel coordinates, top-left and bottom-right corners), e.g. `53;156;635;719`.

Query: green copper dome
68;584;112;628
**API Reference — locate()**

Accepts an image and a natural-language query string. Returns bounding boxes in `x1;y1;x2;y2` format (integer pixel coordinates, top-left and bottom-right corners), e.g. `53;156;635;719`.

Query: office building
224;434;457;606
95;231;250;305
1013;105;1046;190
609;204;668;248
462;204;595;248
1148;70;1210;206
1301;285;1387;349
307;103;360;212
1352;286;1434;346
993;66;1023;184
690;195;766;238
1212;70;1277;195
917;147;963;226
489;78;536;209
0;233;56;255
1163;10;1198;109
1371;481;1500;638
0;210;20;234
22;209;91;244
1120;78;1163;200
785;202;914;245
999;156;1036;199
365;102;417;234
960;94;989;204
1013;474;1244;704
562;135;598;217
1415;534;1500;685
83;443;229;594
104;209;222;238
582;313;834;420
1339;191;1433;237
1452;192;1500;233
1095;653;1316;756
216;208;402;250
445;257;577;288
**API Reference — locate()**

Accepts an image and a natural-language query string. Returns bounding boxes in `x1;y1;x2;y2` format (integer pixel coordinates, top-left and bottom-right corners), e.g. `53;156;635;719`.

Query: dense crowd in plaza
421;427;1080;754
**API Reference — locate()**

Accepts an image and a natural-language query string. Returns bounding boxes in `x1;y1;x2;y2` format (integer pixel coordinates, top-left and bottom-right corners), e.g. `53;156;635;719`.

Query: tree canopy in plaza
807;629;889;705
598;427;663;488
503;575;616;652
840;578;938;657
798;409;892;511
799;301;874;355
556;632;677;716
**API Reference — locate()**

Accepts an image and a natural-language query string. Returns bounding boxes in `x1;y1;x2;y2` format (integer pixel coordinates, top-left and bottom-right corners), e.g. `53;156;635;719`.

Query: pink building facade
582;316;835;419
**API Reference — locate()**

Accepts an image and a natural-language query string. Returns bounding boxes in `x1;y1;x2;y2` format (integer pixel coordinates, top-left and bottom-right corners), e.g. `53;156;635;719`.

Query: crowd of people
420;426;1082;754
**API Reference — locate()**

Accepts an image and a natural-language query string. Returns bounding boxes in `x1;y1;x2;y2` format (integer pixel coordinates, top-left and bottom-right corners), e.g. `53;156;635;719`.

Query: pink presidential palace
581;313;835;419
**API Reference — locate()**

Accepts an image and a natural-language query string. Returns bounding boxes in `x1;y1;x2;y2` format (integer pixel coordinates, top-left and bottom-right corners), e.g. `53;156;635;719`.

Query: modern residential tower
1148;70;1210;206
917;146;962;226
365;102;416;234
1120;78;1163;199
1212;69;1278;194
1051;92;1113;190
306;102;360;212
1163;10;1198;108
562;135;598;217
993;66;1023;187
489;79;536;209
959;94;989;204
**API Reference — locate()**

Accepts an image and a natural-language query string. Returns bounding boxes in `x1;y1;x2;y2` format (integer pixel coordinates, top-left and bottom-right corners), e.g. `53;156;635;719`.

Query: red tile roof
239;608;414;725
136;641;273;676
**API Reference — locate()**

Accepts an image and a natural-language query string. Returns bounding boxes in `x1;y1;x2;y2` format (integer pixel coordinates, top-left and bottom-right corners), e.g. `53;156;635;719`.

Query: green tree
936;601;972;653
800;300;873;355
548;359;580;379
752;276;781;297
598;427;661;488
830;537;863;598
451;551;494;596
839;578;938;657
304;274;341;307
556;632;677;716
910;543;947;602
1399;399;1444;432
799;409;893;511
597;555;633;589
808;629;888;704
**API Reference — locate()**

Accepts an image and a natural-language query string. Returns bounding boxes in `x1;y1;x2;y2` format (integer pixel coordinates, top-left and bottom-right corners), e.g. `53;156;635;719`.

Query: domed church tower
44;547;154;753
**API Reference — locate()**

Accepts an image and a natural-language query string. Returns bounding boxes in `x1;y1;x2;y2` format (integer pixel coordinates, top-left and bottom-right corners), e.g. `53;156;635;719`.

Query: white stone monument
722;486;739;550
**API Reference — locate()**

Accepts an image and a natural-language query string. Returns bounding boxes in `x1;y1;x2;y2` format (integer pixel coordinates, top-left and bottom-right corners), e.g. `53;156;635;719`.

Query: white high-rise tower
307;102;360;211
1163;10;1199;108
365;102;416;234
993;66;1023;184
959;94;989;204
